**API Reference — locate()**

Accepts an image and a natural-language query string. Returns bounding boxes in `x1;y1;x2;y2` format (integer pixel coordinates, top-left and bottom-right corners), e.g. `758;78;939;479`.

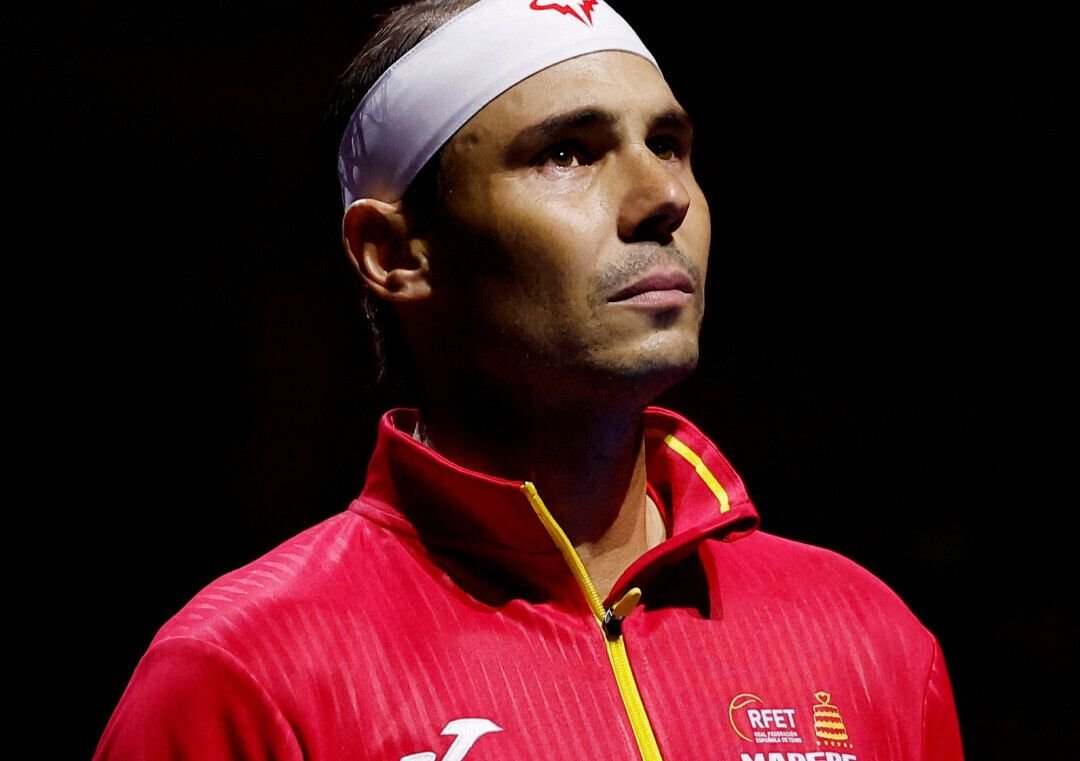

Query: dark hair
319;0;482;395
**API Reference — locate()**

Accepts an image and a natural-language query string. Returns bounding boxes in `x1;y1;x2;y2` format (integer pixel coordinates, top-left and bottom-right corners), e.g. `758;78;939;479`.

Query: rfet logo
728;693;805;745
529;0;598;25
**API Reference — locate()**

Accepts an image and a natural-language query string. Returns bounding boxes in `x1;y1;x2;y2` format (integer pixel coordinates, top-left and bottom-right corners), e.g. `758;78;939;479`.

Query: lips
608;270;695;302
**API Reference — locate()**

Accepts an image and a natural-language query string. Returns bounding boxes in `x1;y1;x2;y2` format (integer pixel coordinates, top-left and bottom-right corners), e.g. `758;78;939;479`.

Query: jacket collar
350;406;759;606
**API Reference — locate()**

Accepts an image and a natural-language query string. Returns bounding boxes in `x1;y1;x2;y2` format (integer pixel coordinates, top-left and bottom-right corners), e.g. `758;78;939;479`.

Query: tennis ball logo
728;693;765;741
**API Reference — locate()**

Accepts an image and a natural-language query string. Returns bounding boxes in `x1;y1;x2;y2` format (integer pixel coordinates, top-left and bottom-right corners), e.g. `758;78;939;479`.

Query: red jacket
95;407;964;760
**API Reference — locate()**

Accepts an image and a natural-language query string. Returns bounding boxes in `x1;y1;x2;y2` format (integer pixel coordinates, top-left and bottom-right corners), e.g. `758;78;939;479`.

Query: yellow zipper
521;481;663;761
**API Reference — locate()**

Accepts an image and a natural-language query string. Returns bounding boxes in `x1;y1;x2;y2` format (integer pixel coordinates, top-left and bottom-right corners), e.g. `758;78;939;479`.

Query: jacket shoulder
149;510;388;661
716;530;935;640
94;636;303;760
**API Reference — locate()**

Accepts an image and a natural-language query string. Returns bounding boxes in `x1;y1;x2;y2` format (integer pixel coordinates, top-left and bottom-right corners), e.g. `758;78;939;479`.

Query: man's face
424;51;711;403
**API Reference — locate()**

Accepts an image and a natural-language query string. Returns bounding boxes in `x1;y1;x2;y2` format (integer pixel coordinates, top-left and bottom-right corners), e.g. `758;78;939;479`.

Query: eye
548;148;579;168
535;140;591;169
647;135;683;161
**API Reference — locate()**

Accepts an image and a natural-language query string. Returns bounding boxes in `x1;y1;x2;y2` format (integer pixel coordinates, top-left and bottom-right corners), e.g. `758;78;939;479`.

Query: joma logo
400;718;503;761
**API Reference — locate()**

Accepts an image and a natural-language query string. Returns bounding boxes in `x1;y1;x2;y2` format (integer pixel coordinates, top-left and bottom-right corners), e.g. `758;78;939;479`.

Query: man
95;0;965;759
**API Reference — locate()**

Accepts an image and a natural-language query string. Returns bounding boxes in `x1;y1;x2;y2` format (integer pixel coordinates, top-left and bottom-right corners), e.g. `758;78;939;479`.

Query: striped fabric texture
94;407;964;761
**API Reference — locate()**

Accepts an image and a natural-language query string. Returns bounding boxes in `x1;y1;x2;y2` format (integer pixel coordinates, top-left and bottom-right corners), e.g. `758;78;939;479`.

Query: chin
594;342;700;396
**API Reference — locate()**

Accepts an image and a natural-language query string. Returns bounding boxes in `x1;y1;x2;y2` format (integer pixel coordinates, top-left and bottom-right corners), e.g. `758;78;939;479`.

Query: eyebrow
650;108;695;138
507;107;619;157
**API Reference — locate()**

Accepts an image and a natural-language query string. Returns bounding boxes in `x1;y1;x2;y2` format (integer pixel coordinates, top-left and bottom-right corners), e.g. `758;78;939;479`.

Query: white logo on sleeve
400;718;503;761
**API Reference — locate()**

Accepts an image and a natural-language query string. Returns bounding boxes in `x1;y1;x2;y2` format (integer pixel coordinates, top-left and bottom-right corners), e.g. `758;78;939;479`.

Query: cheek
439;174;610;324
499;200;602;299
684;190;712;263
438;213;587;343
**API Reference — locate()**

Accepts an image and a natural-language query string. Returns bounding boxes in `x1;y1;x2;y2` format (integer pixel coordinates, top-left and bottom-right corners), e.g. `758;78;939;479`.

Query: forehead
454;51;681;143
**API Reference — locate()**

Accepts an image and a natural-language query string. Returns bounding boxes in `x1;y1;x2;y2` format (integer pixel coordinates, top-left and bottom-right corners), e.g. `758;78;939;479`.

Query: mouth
608;269;696;307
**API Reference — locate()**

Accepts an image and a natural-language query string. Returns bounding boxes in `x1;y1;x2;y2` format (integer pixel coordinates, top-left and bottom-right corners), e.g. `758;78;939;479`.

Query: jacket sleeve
94;636;303;761
922;638;965;761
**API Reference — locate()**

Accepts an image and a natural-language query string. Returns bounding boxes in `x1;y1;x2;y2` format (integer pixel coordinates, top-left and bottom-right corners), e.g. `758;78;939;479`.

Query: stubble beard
580;243;705;391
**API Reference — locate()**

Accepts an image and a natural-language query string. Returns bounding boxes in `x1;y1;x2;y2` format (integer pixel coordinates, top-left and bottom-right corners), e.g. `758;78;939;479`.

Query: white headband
337;0;659;206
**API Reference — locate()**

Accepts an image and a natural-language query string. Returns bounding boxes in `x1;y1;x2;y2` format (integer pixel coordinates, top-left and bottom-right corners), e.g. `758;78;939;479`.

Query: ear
342;198;432;303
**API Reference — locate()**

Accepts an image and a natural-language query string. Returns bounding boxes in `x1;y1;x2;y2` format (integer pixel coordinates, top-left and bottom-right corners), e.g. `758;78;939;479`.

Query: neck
416;386;666;599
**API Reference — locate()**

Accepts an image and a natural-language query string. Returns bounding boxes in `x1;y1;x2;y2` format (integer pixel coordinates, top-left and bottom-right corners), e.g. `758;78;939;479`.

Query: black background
17;1;1070;758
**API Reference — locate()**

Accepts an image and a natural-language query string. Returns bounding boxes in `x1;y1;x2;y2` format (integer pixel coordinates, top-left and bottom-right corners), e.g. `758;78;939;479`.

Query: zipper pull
602;586;642;639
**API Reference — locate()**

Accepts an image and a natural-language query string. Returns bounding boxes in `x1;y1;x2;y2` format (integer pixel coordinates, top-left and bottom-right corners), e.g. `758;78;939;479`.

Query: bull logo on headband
529;0;598;25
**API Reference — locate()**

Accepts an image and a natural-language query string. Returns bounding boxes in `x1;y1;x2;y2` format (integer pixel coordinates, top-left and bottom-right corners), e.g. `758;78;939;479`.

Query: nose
616;145;692;244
